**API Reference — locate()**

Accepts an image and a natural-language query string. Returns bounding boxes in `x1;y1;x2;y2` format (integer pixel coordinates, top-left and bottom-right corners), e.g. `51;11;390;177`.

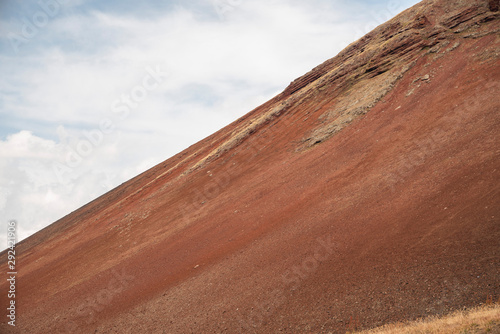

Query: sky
0;0;421;250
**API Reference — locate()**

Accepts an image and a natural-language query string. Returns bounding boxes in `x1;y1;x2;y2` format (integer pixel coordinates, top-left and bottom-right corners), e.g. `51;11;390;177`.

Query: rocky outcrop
274;0;500;149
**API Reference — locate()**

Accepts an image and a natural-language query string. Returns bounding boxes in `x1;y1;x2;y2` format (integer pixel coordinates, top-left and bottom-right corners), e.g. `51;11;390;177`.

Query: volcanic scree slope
1;0;499;333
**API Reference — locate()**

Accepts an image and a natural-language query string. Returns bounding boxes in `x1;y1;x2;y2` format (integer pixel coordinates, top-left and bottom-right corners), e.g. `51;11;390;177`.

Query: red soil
1;0;499;333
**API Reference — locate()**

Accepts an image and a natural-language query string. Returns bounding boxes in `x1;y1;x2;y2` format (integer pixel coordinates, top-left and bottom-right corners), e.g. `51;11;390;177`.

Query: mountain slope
1;0;499;333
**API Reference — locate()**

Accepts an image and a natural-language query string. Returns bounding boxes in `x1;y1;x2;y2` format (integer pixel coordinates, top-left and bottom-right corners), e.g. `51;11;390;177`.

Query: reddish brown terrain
1;0;499;333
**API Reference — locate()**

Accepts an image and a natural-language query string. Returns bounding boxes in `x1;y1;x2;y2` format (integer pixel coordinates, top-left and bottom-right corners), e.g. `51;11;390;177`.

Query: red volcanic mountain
2;0;499;333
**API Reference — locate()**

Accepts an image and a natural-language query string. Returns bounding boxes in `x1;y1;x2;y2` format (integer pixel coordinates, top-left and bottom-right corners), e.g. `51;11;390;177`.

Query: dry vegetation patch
353;303;500;334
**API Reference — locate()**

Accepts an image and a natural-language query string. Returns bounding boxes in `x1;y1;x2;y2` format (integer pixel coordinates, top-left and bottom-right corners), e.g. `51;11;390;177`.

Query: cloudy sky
0;0;420;250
